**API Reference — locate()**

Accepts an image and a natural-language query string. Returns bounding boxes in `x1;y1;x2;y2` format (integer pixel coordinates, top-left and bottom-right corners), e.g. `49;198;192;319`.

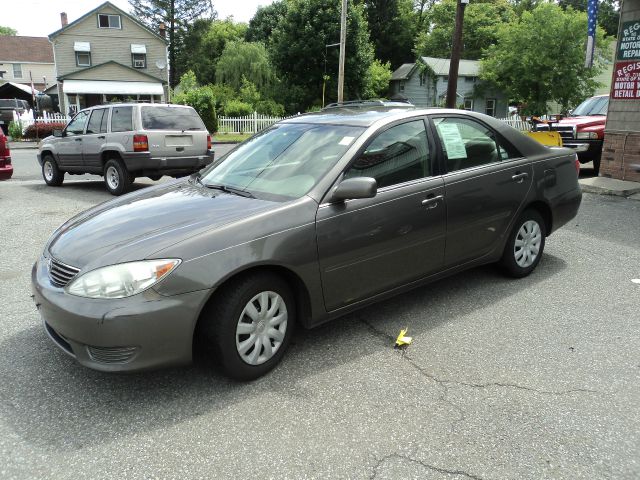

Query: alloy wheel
235;291;288;366
106;165;120;190
44;161;54;181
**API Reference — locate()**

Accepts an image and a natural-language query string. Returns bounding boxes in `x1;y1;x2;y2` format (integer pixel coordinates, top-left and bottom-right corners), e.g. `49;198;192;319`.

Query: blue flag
585;0;599;68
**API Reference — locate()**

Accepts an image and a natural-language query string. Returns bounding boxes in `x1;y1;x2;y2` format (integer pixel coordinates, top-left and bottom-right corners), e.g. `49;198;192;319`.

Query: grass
212;133;251;143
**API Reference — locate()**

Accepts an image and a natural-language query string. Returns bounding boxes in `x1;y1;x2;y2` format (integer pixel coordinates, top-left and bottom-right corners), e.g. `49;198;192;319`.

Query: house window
76;52;91;67
399;81;405;92
463;98;474;110
485;99;497;117
12;63;22;79
419;73;425;86
98;14;121;29
465;76;477;83
132;53;147;69
442;76;449;83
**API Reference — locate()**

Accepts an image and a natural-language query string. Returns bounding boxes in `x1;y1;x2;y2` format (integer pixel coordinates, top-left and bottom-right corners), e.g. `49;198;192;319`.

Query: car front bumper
122;151;215;175
31;256;211;372
561;139;603;162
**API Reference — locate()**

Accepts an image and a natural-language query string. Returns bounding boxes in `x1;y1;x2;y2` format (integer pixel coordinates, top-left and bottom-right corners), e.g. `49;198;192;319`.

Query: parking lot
1;148;639;479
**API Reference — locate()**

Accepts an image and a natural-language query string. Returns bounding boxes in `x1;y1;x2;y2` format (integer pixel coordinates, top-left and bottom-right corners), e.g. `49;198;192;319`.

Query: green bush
255;99;285;117
173;86;218;133
223;99;253;117
8;121;22;140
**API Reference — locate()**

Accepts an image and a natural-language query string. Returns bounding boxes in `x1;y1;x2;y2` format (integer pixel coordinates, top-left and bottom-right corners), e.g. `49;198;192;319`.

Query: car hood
557;116;606;128
47;181;280;269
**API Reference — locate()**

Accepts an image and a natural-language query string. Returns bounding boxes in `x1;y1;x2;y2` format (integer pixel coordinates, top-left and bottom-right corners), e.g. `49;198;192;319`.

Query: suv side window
433;117;519;172
86;109;107;134
111;106;133;133
65;111;89;136
344;120;430;188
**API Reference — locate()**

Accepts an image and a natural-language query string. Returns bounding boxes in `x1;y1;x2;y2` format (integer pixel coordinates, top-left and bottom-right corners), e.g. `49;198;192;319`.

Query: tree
172;71;218;132
0;26;17;36
245;1;288;45
414;0;516;60
215;40;275;91
558;0;620;37
269;0;374;112
480;2;611;115
179;18;247;84
362;59;392;98
129;0;216;87
359;0;415;68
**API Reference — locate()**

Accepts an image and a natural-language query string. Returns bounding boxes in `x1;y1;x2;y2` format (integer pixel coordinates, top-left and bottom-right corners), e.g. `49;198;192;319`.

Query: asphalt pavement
0;150;639;479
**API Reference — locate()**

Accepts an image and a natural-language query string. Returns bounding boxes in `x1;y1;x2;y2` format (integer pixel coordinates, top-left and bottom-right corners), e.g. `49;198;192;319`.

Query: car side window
344;120;430;189
111;106;133;133
100;109;110;133
433;117;518;173
65;111;89;136
86;109;106;135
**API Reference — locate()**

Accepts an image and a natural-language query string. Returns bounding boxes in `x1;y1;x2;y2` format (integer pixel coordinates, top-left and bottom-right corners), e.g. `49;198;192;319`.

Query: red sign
612;61;640;99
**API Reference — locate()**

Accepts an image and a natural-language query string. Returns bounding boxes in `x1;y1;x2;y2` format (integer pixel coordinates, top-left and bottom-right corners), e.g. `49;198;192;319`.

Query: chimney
159;23;166;38
60;12;68;27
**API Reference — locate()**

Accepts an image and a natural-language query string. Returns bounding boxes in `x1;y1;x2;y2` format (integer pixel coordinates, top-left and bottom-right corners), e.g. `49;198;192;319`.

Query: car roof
281;105;483;128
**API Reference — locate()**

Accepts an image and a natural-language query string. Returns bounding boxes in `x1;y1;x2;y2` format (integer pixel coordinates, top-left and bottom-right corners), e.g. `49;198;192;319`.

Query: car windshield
200;123;365;200
571;96;608;116
141;106;206;131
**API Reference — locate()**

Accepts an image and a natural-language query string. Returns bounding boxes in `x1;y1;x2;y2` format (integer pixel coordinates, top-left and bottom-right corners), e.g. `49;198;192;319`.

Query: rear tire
500;209;546;278
103;158;133;196
198;273;295;381
42;155;64;186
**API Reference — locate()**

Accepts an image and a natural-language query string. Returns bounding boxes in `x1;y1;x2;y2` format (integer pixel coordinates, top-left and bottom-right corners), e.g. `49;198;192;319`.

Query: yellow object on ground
524;131;563;147
395;327;413;348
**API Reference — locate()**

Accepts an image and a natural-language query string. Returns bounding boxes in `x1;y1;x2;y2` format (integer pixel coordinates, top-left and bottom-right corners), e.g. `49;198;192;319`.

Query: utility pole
337;0;348;103
446;0;469;108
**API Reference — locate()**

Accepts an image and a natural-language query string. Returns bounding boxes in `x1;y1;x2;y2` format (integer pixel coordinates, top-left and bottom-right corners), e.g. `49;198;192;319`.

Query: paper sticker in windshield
436;123;467;159
339;136;355;146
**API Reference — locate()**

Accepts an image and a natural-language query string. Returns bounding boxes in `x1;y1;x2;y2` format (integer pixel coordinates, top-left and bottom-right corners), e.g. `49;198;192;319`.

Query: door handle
422;194;444;209
74;138;82;142
97;135;106;139
511;172;528;183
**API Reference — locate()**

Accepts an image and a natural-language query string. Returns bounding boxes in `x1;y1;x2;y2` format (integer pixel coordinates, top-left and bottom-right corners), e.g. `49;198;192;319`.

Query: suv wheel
500;209;546;278
104;158;133;196
42;155;64;186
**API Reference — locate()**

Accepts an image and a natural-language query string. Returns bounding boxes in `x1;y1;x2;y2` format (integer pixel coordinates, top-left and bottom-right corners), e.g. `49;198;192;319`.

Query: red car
0;129;13;180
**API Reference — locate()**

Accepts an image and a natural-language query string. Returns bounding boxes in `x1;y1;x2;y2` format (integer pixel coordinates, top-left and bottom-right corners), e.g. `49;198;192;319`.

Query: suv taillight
207;134;212;150
133;134;149;152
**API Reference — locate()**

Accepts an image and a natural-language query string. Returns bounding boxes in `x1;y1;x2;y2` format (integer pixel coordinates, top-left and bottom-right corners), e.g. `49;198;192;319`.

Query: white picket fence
218;112;292;134
498;117;530;131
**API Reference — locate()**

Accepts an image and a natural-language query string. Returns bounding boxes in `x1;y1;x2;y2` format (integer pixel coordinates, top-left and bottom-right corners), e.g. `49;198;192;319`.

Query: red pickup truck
546;95;608;175
0;128;13;180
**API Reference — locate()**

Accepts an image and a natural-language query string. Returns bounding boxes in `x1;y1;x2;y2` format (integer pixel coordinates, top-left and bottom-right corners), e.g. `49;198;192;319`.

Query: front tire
103;158;133;196
198;273;295;381
42;155;64;186
500;209;546;278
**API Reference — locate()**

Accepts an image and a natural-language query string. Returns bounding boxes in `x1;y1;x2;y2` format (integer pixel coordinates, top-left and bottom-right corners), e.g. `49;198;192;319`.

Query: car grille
554;126;575;142
87;346;139;364
48;257;80;288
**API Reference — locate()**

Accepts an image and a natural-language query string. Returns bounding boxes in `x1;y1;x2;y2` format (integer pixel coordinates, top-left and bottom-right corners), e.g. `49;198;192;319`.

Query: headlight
576;131;598;139
66;259;181;299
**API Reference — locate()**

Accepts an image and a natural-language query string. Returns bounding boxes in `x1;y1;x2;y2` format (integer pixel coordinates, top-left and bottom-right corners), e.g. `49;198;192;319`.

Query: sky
3;0;275;37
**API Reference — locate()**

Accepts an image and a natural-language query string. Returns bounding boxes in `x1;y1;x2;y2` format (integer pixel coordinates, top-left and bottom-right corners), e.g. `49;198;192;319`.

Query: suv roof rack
322;99;414;110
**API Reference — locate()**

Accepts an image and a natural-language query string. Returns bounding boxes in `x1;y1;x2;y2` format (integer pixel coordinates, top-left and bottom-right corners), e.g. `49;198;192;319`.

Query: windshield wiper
203;183;255;198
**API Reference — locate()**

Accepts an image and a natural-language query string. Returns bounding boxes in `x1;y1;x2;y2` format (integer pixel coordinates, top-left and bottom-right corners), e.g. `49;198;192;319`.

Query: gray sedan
31;104;582;380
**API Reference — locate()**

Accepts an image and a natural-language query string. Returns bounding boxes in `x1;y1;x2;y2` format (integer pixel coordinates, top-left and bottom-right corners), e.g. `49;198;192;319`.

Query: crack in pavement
359;320;599;397
370;453;484;480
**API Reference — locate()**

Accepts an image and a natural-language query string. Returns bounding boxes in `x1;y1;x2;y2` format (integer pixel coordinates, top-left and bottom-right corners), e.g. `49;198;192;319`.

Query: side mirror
52;129;63;137
331;177;377;202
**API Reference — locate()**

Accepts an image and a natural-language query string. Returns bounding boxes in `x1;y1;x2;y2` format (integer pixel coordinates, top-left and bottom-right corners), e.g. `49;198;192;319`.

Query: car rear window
111;106;133;132
141;106;206;131
0;99;20;108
